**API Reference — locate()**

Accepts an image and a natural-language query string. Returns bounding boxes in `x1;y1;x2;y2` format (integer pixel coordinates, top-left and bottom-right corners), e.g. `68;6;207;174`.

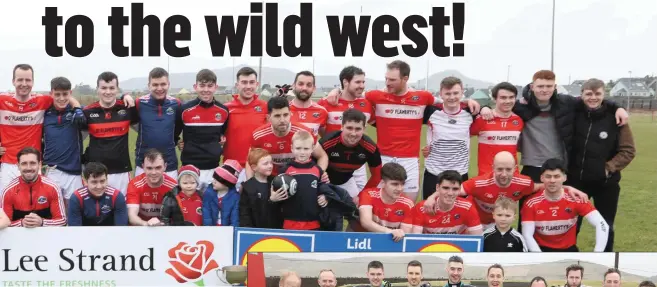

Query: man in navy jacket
134;68;181;179
68;162;128;226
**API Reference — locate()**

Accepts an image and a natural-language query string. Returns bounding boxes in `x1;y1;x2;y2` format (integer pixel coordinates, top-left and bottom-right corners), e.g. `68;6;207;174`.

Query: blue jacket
42;105;86;174
202;186;239;227
67;187;128;226
134;94;181;172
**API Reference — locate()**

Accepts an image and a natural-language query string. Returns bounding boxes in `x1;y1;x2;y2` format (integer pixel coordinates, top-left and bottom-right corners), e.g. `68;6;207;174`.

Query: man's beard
294;90;311;101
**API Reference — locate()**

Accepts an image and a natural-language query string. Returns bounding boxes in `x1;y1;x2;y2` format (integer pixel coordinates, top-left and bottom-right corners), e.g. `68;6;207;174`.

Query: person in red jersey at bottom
160;165;203;226
357;162;414;242
0;147;67;227
412;170;482;235
126;149;178;226
247;97;328;179
423;151;589;230
521;158;609;252
224;67;268;192
0;208;8;229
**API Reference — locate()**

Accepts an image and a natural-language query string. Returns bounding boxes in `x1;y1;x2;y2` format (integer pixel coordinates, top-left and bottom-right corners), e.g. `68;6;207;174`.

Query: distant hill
120;66;494;91
262;254;648;282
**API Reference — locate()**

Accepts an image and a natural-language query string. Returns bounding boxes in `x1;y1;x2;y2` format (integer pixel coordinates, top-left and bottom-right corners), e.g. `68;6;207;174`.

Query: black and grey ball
272;173;298;196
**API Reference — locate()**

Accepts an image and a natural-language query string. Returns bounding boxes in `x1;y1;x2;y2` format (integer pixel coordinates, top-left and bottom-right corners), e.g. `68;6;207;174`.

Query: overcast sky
0;0;655;90
270;253;657;277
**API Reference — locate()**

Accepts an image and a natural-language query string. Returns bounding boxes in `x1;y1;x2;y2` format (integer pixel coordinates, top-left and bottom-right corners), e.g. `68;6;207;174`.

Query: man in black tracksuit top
174;69;230;189
568;79;636;252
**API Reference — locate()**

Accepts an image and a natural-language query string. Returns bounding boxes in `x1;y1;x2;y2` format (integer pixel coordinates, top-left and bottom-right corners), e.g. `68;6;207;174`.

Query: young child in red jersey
202;160;242;227
160;165;203;226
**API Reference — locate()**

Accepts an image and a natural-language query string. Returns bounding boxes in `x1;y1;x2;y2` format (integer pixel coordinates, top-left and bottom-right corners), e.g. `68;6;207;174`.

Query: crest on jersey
311;180;318;188
29;102;37;108
215;113;222;121
411;95;420;101
118;109;127;116
359;102;366;107
166;107;175;115
255;106;262;112
37;196;47;204
454;214;460;219
599;131;608;139
395;209;404;216
448;119;457;124
313;112;320;118
512;120;519;126
359;153;366;159
565;207;572;213
196;207;203;215
513;191;521;197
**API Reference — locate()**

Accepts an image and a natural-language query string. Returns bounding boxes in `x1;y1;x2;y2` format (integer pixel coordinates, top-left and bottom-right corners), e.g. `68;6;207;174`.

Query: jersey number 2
551;210;557;217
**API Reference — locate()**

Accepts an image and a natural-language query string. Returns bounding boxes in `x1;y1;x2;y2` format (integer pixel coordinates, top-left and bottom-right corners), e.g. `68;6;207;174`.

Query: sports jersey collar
198;98;215;107
435;201;456;213
290;98;315;108
542;188;566;201
443;105;462;116
177;191;201;200
232;94;259;106
50;104;72;114
87;187;111;199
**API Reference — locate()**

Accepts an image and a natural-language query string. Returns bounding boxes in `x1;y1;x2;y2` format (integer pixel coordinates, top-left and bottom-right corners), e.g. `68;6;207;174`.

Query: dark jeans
517;166;543;233
568;175;621;252
540;245;579;252
422;170;469;200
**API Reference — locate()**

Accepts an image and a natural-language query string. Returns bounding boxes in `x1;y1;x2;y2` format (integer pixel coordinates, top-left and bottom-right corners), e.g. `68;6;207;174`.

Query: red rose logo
333;116;340;120
165;241;220;285
385;109;392;113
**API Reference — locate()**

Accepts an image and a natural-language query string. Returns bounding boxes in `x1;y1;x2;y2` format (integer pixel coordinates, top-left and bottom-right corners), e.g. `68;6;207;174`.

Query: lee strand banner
0;227;235;287
233;227;483;265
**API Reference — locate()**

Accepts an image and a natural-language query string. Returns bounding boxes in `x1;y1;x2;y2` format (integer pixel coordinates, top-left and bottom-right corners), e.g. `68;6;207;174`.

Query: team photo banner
233;227;483;265
0;227;235;287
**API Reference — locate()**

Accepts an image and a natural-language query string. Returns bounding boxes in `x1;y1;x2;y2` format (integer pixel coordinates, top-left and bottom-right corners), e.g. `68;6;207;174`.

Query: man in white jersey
421;76;475;200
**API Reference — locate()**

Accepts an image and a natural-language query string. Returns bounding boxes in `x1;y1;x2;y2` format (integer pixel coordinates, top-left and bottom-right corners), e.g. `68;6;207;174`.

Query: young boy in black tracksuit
239;148;283;229
279;130;328;230
483;197;527;252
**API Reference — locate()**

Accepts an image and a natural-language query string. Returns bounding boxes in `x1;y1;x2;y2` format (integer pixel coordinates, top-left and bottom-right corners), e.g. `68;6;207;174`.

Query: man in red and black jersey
319;109;382;203
174;69;230;190
82;72;139;195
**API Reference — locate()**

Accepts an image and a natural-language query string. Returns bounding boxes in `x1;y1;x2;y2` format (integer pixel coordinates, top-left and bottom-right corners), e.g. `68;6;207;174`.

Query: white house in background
563;84;583;97
649;79;657;97
556;85;569;95
610;78;651;98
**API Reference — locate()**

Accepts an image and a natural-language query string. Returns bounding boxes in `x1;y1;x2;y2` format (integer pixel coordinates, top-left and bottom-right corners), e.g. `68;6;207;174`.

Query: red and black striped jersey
319;131;382;185
82;100;139;174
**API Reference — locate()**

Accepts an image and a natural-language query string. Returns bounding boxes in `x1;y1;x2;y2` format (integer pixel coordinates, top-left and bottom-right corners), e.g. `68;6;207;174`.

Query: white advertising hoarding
0;226;235;286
